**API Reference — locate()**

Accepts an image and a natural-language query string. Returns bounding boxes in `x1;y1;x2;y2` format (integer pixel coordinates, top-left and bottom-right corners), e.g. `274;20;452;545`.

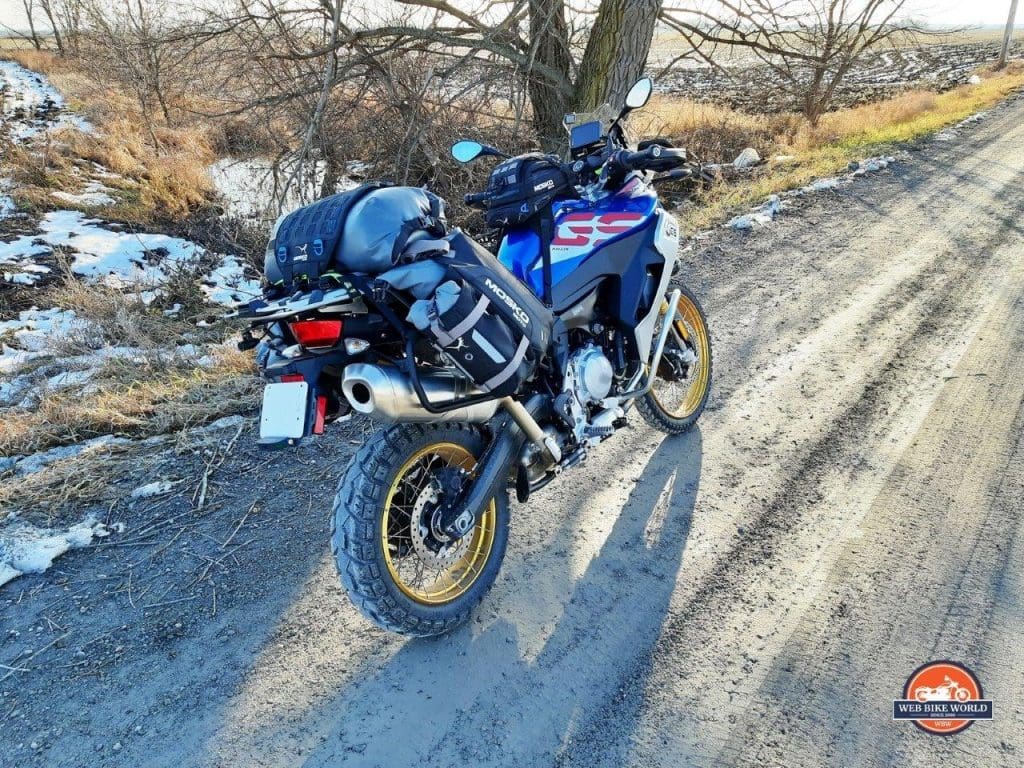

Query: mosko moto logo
484;278;530;328
893;661;992;735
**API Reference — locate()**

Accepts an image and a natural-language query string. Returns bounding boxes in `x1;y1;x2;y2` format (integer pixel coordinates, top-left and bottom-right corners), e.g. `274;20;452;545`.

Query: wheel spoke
380;442;498;605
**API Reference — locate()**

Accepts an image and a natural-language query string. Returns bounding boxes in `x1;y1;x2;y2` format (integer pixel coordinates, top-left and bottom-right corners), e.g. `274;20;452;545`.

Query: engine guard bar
617;288;682;401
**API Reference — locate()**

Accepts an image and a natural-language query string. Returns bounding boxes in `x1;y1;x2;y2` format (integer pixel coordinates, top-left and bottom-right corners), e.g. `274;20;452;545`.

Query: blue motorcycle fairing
498;186;658;299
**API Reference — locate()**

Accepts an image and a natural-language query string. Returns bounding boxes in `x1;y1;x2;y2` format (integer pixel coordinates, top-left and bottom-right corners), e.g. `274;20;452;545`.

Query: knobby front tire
636;285;713;435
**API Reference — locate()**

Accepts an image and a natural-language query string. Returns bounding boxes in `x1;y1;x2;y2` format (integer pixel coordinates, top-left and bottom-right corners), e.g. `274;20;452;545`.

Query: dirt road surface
3;94;1024;768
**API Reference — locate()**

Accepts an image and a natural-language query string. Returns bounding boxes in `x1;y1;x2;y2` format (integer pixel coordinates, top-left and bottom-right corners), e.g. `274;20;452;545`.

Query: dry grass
0;268;256;461
2;49;217;225
637;98;801;163
2;46;62;74
660;67;1024;231
0;52;259;475
0;448;129;523
0;348;258;458
46;270;216;349
63;122;215;222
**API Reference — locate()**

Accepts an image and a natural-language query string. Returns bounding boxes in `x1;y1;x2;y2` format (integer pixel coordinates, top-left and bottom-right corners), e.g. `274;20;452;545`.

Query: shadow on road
270;429;704;766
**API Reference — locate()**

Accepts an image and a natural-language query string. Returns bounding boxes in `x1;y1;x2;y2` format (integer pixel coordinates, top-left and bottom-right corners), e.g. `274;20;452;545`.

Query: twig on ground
221;501;257;550
0;633;69;682
142;595;197;610
193;423;244;510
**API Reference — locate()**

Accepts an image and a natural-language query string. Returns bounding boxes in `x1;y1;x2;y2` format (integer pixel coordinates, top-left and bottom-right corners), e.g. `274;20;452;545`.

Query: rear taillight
288;319;343;349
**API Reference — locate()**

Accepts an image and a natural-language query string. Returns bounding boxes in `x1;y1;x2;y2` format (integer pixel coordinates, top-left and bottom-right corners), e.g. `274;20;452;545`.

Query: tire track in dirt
719;254;1024;768
557;239;1012;768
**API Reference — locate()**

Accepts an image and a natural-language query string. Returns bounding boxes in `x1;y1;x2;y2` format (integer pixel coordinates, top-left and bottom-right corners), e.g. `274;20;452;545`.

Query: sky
0;0;1020;34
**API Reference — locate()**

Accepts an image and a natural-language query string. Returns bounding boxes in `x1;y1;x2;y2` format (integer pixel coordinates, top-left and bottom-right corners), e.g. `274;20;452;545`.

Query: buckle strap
430;294;490;347
482;335;529;392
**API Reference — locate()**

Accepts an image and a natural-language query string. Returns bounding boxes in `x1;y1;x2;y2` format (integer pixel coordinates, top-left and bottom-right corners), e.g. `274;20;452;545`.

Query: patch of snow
729;194;782;230
968;74;983;85
0;307;82;350
0;60;91;140
0;516;113;587
3;272;36;285
0;178;14;218
130;480;173;499
0;210;257;304
933;110;988;144
14;434;130;476
45;368;94;391
0;344;46;375
209;156;358;223
203;254;262;305
728;154;898;232
51;181;117;207
804;177;840;193
957;111;987;127
202;414;245;432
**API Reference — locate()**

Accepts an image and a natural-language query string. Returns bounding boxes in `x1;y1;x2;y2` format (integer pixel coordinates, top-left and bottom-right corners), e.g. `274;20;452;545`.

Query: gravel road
3;94;1024;768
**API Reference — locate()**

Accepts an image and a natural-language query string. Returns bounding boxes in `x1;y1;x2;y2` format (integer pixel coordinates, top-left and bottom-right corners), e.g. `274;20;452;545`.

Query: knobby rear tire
330;422;510;636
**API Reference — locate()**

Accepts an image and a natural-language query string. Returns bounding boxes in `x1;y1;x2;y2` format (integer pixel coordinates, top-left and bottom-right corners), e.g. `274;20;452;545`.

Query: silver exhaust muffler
341;363;500;423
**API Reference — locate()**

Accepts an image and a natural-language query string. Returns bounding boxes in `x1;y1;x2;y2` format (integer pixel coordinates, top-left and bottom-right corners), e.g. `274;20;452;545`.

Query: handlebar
464;191;490;209
608;145;688;174
463;143;695;212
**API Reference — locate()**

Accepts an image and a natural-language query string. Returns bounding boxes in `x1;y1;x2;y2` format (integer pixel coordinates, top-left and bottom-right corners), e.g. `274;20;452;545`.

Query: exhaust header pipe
342;363;500;423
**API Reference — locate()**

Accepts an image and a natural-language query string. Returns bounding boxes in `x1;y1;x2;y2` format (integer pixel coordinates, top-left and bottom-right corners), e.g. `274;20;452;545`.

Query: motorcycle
914;676;973;702
234;77;712;636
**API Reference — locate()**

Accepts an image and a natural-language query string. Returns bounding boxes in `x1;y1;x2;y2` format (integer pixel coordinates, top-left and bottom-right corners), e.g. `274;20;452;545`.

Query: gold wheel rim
649;294;711;419
381;442;496;604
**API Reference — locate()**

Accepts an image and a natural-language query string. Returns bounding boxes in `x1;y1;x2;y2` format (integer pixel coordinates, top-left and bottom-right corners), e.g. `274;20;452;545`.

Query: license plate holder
259;382;309;441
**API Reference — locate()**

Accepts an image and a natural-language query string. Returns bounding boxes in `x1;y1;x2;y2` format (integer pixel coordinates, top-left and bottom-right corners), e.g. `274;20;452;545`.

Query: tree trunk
40;0;64;54
527;0;573;151
23;1;42;49
998;0;1020;70
573;0;660;111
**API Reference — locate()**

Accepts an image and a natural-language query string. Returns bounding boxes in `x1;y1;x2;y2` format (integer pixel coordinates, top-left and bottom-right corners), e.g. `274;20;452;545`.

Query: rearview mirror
624;77;653;110
451;140;484;163
451;139;510;162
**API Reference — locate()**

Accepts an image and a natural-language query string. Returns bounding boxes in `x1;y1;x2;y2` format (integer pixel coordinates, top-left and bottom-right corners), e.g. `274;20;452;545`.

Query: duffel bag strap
482;336;530;392
430;294;490;347
535;211;555;307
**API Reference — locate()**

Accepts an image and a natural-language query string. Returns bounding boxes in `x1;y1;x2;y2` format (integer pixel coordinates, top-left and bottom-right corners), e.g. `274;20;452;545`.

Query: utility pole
999;0;1021;69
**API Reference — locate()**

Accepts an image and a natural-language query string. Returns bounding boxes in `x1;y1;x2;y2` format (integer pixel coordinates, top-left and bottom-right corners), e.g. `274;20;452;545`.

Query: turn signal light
289;319;343;349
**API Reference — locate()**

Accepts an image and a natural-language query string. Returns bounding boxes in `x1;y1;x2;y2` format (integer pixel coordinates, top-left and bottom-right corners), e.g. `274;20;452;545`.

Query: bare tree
0;0;46;49
236;0;666;149
75;0;205;147
22;0;44;49
998;0;1020;70
661;0;929;125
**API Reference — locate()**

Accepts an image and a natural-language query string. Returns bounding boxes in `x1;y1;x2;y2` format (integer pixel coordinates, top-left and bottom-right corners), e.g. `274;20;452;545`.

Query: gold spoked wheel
639;287;713;433
381;443;497;605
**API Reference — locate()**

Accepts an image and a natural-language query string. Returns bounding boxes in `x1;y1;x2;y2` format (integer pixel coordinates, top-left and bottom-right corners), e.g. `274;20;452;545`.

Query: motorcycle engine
520;344;622;486
567;344;614;405
559;344;621;446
